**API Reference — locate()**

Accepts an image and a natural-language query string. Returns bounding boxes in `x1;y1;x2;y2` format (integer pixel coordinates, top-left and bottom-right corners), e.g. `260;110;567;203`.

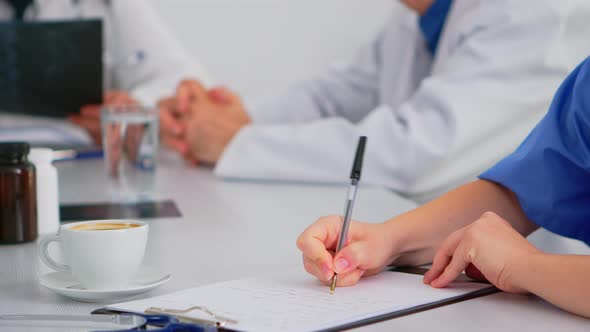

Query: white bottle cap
29;148;54;164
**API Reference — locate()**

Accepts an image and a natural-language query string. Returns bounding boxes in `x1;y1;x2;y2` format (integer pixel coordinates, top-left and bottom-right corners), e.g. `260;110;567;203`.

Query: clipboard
323;267;499;331
93;268;499;331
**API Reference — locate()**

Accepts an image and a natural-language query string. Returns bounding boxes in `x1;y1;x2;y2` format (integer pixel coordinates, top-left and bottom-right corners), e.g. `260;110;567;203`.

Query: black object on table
60;200;182;222
0;19;103;118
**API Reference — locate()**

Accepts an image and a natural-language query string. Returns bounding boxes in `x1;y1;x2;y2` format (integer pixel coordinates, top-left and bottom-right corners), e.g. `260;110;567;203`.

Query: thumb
176;79;207;112
209;86;241;105
208;87;229;104
333;241;372;275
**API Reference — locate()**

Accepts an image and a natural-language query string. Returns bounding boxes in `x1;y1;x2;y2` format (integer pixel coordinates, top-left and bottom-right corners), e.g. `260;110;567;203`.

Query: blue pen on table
330;136;367;294
105;312;218;332
0;313;217;332
52;148;103;162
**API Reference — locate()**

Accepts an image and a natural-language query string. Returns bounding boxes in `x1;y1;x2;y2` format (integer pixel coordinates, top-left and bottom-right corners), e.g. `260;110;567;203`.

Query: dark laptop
0;19;103;118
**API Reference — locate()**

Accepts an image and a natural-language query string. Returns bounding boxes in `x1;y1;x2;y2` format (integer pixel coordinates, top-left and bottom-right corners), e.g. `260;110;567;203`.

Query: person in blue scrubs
296;57;590;318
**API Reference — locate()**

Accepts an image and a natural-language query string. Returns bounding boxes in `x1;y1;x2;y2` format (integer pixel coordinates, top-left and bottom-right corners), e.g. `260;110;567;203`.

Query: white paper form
108;272;492;332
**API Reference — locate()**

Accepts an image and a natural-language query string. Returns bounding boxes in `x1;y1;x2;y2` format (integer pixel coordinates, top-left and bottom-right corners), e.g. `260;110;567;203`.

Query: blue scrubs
480;57;590;246
419;0;453;54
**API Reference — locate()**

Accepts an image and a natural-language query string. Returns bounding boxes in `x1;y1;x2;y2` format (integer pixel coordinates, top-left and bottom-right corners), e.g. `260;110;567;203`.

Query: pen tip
329;276;337;294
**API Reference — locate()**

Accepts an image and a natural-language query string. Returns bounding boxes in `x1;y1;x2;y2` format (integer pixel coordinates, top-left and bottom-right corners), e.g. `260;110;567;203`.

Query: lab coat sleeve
106;0;210;106
215;1;590;190
245;23;389;124
216;103;446;190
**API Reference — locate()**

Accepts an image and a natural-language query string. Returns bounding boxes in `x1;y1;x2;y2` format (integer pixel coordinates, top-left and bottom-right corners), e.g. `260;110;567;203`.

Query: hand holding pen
296;137;400;290
330;136;367;294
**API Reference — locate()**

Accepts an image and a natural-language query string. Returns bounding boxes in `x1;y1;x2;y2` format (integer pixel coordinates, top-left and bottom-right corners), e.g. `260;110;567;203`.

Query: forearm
386;180;537;265
217;105;451;189
516;253;590;318
246;87;328;124
247;76;379;125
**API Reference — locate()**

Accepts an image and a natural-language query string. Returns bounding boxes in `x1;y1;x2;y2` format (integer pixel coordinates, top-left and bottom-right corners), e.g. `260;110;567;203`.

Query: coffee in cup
69;222;142;231
39;220;148;290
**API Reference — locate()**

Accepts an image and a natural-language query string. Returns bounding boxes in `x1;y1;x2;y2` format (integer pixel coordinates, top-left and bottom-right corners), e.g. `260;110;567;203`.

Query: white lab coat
0;0;208;145
215;0;590;200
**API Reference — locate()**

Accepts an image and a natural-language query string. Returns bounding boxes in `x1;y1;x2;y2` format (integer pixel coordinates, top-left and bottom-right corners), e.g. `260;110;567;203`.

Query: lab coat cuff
244;97;286;124
214;125;254;178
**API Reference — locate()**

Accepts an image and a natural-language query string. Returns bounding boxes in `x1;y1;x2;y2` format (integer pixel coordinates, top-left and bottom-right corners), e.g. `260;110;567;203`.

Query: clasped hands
158;80;251;165
70;80;249;166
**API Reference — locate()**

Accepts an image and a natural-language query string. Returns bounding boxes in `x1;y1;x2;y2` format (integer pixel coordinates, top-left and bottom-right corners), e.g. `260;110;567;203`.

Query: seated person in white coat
0;0;208;146
162;0;590;200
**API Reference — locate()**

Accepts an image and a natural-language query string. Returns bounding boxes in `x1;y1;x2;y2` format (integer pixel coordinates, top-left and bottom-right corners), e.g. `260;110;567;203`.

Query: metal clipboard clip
145;306;238;328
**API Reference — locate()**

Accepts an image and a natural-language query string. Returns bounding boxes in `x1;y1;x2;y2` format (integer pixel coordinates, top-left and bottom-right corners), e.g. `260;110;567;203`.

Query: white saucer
39;269;171;303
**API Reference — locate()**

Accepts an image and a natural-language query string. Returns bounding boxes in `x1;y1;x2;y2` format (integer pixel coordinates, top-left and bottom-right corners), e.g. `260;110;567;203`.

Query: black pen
330;136;367;294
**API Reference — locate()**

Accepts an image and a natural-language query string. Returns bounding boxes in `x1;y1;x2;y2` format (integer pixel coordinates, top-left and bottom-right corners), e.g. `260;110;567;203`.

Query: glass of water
101;105;159;201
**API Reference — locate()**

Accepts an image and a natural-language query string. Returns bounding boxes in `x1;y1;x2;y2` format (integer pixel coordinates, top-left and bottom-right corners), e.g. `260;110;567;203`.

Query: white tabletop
1;154;588;331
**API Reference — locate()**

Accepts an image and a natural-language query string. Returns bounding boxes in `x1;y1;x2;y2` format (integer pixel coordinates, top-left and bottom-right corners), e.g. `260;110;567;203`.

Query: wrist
383;217;433;265
510;251;549;294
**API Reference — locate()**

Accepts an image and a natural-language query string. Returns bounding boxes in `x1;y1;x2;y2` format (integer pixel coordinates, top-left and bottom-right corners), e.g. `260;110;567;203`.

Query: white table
1;155;588;331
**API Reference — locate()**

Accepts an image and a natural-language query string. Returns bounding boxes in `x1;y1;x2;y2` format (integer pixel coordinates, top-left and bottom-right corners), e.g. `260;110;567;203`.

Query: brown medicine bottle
0;142;37;244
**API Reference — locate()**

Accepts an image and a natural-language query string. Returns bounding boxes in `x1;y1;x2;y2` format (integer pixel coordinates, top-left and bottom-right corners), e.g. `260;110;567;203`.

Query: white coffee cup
39;220;148;290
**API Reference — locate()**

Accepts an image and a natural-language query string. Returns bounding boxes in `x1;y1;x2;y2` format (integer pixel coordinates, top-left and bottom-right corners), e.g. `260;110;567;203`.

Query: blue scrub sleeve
480;57;590;246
